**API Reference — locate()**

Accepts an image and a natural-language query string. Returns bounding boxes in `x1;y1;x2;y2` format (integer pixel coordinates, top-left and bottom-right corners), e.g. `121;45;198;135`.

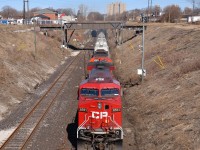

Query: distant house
188;15;200;23
33;9;58;20
58;13;66;20
34;14;50;20
180;15;190;23
61;16;77;22
57;13;77;24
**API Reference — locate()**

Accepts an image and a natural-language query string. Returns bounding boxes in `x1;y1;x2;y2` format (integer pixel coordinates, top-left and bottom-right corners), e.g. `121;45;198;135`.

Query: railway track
0;52;82;150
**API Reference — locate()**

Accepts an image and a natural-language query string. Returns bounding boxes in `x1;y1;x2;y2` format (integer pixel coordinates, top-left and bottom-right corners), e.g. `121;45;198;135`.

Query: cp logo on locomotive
91;111;108;119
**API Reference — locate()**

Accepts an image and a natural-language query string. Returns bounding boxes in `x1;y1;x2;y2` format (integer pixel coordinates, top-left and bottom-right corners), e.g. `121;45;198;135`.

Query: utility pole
147;0;150;17
23;0;30;24
192;0;195;12
150;0;152;16
141;14;145;83
192;0;195;22
27;0;30;23
23;0;25;24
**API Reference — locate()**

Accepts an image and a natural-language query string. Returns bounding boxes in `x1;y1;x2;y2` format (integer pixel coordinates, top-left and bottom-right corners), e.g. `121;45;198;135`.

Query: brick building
34;9;58;20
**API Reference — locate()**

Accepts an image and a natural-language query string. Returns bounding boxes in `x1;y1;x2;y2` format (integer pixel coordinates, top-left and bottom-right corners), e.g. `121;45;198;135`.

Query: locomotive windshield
101;88;119;97
81;88;99;96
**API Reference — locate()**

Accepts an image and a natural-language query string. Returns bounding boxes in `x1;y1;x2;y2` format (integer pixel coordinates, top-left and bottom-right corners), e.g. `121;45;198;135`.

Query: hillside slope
111;23;200;150
0;25;70;120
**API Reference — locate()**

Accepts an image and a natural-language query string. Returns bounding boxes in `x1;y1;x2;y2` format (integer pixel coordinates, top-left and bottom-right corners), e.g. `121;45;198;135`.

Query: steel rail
21;54;82;149
0;52;82;150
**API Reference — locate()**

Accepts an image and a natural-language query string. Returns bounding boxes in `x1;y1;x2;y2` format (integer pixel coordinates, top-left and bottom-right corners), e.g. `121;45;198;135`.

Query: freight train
94;32;109;57
77;32;123;150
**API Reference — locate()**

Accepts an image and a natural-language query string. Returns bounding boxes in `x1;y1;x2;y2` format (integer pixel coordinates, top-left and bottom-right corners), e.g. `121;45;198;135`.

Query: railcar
94;32;109;57
98;32;106;39
77;67;123;150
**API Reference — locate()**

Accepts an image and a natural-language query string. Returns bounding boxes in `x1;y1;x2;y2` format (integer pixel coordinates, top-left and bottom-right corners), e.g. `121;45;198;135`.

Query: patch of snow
125;128;132;134
0;127;16;146
43;123;49;127
47;68;55;75
0;105;8;121
31;78;40;87
71;51;80;57
60;61;65;65
10;97;21;104
13;29;32;33
17;80;31;92
37;89;47;95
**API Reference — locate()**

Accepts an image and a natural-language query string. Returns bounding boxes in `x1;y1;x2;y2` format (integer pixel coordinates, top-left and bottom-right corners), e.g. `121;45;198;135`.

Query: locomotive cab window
80;88;99;96
101;88;119;97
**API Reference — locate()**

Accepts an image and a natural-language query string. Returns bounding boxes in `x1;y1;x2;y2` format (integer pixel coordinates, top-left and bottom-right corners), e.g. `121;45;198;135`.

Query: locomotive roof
87;61;114;69
89;68;112;82
80;77;120;89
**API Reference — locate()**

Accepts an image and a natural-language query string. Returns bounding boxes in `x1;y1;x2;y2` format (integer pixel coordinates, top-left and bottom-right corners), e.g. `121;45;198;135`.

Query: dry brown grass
111;23;200;150
180;58;200;74
0;25;72;118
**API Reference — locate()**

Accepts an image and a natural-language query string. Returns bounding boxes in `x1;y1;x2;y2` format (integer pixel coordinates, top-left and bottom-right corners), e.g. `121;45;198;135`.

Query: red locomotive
77;31;123;149
77;66;123;149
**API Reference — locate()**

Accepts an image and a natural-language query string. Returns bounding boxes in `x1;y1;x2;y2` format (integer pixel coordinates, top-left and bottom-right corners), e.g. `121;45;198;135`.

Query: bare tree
117;12;128;21
193;8;200;14
29;7;41;17
1;6;18;19
161;5;182;23
127;9;142;22
56;8;75;16
183;7;193;14
87;12;103;21
78;4;88;21
106;9;140;22
152;5;161;17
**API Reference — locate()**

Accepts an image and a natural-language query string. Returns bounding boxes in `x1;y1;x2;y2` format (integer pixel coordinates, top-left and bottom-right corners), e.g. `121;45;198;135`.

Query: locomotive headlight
116;130;120;135
98;102;102;109
115;130;122;138
80;129;84;135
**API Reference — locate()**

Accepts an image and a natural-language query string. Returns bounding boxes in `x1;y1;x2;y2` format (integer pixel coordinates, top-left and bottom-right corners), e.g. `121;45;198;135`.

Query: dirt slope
0;25;70;120
110;23;200;150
